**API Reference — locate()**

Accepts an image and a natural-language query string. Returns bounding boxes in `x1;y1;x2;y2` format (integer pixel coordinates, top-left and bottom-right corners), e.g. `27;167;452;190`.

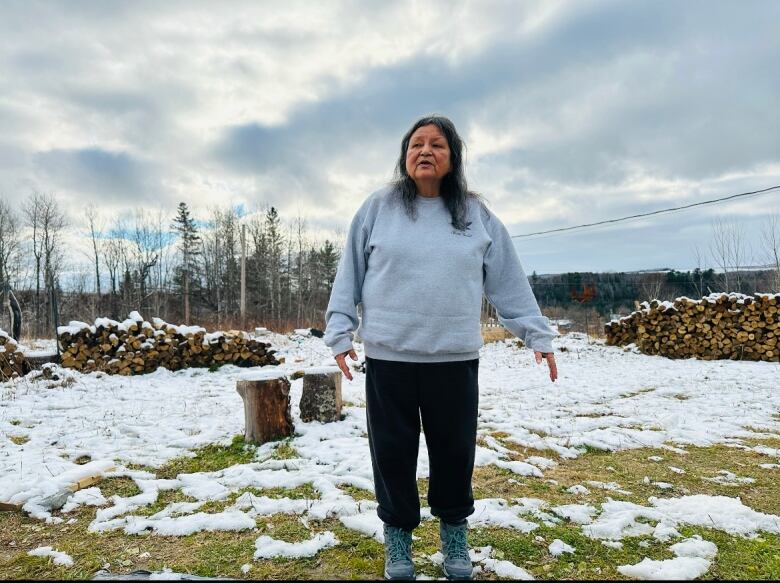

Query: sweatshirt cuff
526;335;555;354
498;315;558;352
329;337;354;357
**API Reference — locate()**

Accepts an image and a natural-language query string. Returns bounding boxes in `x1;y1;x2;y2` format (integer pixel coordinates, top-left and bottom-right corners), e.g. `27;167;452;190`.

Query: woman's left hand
534;351;558;383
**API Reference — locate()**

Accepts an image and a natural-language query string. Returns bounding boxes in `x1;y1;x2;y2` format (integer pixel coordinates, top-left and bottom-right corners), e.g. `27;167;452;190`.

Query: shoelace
443;527;470;561
387;529;412;563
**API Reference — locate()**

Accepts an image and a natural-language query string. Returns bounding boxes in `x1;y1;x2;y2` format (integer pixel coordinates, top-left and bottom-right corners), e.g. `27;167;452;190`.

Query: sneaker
440;519;473;580
383;523;414;580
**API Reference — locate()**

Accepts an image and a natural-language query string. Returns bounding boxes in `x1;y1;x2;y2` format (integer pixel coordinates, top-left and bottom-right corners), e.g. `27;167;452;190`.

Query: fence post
48;272;61;359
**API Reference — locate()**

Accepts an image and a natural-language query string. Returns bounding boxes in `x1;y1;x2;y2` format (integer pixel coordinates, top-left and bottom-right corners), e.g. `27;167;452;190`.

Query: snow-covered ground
18;337;58;358
3;332;780;579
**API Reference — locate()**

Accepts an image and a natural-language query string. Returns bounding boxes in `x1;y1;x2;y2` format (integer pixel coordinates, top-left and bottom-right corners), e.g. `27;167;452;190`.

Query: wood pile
0;329;29;380
605;292;780;361
58;311;282;375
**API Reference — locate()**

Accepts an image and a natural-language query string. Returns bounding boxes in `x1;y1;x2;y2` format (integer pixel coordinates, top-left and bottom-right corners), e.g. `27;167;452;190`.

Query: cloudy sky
1;0;779;275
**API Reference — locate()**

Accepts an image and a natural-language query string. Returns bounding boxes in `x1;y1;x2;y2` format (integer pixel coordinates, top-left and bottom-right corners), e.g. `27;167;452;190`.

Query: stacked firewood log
58;312;282;375
605;292;780;361
0;329;29;379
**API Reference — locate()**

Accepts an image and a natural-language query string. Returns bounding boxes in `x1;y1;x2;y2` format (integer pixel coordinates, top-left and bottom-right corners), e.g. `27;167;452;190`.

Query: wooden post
184;268;190;325
240;223;247;330
236;370;293;444
299;366;342;423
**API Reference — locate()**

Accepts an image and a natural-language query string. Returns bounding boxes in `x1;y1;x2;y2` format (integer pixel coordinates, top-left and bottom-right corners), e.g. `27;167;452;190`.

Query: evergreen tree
264;206;285;321
172;202;202;323
319;240;339;290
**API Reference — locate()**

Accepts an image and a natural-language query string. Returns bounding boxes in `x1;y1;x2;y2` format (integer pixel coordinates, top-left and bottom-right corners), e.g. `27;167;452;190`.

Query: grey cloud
32;147;167;206
515;207;773;274
1;0;779;273
210;0;780;198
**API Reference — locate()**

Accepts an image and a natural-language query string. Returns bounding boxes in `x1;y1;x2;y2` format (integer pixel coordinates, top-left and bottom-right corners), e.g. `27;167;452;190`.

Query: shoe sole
384;568;415;580
442;564;473;580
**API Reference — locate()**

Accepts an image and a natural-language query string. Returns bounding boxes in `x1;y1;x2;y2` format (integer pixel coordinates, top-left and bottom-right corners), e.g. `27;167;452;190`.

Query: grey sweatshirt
323;186;558;362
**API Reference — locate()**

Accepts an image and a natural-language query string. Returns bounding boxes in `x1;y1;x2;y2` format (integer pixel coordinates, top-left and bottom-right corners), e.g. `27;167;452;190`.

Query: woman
324;115;558;580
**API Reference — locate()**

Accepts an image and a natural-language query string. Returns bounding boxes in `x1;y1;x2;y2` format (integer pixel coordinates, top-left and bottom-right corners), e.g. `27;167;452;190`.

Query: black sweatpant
364;356;479;532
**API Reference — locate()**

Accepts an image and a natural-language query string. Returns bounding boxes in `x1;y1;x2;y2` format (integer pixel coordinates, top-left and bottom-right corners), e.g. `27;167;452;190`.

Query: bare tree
104;218;128;304
0;199;20;285
690;243;706;298
85;204;103;300
130;210;161;314
148;208;172;319
201;207;229;325
0;199;21;332
247;212;268;318
761;212;780;292
23;193;44;334
639;272;665;301
221;207;240;318
710;217;734;293
23;192;67;334
709;216;755;293
294;211;308;324
730;220;752;293
42;196;67;332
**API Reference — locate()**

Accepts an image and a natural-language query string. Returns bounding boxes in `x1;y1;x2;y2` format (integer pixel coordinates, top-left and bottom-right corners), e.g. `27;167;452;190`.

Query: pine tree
319;240;339;290
264;206;285;322
172;202;202;323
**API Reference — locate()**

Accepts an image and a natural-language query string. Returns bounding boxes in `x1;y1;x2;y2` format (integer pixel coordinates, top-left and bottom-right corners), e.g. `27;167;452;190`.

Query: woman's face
405;124;451;186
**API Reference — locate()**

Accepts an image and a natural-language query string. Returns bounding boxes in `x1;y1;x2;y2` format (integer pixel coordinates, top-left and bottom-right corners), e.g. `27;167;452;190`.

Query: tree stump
236;370;293;444
299;366;342;423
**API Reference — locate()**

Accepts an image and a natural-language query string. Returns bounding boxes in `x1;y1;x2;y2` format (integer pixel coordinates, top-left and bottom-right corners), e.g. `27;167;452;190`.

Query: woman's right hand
335;348;358;381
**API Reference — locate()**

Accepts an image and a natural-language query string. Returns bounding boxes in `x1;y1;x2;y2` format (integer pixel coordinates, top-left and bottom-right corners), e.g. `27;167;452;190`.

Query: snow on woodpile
57;312;283;375
605;292;780;361
0;327;29;379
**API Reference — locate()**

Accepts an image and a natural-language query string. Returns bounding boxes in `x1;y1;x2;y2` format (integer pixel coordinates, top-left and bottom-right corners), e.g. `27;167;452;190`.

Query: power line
511;184;780;239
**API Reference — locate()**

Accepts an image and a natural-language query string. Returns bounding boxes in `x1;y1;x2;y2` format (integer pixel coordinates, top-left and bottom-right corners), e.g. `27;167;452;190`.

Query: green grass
99;477;142;499
198;484;320;514
338;484;375;502
155;435;255;479
272;440;299;460
132;490;198;517
4;435;780;579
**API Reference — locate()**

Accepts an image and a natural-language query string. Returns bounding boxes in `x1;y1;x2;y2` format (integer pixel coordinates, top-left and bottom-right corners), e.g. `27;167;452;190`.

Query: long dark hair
391;114;487;231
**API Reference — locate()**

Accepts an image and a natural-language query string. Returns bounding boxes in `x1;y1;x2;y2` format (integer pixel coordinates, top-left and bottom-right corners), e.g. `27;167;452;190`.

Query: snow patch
253;531;338;559
618;556;711;580
549;539;575;556
27;546;74;567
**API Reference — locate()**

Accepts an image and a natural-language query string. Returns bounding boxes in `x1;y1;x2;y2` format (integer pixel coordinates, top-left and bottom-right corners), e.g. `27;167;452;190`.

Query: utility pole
240;223;247;330
216;236;221;328
184;268;190;324
2;281;10;340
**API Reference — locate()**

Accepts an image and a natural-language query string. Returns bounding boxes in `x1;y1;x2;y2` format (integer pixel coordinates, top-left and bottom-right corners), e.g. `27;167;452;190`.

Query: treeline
0;193;343;338
530;268;779;316
2;192;780;339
